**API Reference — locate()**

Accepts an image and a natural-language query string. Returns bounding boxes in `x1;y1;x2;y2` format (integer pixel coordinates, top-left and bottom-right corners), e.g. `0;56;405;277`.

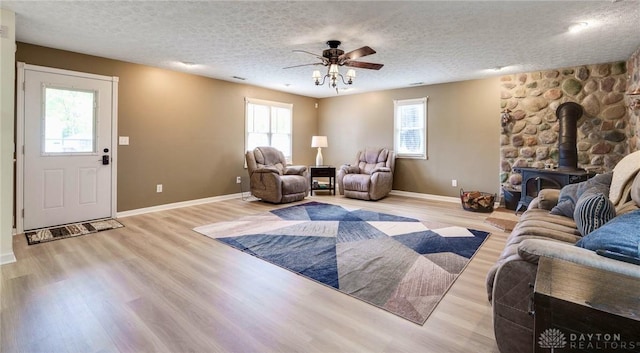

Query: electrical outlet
236;176;242;184
451;179;457;187
156;184;163;193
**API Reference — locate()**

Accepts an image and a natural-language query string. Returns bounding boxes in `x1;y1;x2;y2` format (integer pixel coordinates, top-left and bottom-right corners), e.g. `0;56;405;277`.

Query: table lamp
311;136;328;166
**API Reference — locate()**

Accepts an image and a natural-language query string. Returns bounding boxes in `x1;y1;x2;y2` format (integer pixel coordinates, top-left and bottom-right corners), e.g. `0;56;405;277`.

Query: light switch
119;136;129;145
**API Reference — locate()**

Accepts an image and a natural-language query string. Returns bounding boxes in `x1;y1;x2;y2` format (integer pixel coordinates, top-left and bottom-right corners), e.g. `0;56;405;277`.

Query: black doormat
25;219;124;245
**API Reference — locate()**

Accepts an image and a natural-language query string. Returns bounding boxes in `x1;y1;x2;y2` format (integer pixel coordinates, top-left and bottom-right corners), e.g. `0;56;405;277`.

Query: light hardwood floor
1;194;514;353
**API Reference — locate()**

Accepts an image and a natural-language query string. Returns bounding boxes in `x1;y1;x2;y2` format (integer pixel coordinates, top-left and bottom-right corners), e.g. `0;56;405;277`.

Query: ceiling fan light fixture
346;69;356;84
312;70;322;85
329;64;339;76
289;40;382;94
346;69;356;79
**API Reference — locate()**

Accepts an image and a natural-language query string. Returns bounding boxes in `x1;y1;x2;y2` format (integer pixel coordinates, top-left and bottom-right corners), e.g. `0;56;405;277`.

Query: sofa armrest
285;165;307;175
254;166;281;174
370;167;391;174
487;258;537;352
518;239;640;279
339;164;359;174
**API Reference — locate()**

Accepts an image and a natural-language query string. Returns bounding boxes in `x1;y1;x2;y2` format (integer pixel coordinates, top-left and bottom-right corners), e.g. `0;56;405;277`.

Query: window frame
42;84;98;156
245;97;293;163
393;97;428;159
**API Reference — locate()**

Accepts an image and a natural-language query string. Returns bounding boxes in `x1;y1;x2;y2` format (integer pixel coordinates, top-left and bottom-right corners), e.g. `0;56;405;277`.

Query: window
43;86;97;154
245;98;293;163
394;97;427;159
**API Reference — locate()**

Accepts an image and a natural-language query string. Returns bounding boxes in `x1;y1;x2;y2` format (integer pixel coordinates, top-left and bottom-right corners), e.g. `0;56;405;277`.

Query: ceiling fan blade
339;46;376;61
293;49;325;60
345;61;384;70
283;62;324;69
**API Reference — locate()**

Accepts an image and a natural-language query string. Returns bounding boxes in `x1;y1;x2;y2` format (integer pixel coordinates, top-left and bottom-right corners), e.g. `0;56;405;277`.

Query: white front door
21;65;117;230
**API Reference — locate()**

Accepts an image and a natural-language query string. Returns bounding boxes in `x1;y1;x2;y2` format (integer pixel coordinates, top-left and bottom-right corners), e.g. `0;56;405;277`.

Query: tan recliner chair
337;148;395;201
245;146;309;204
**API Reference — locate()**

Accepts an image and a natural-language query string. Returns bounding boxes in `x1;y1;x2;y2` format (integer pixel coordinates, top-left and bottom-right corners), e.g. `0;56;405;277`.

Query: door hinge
22;81;25;91
21;209;24;218
22;145;24;155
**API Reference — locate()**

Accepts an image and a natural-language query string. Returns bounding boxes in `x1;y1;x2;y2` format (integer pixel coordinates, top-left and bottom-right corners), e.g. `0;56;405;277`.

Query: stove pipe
556;102;583;171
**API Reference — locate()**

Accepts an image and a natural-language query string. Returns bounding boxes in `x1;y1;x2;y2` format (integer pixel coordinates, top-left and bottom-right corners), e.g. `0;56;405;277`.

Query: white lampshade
346;69;356;79
312;70;322;80
311;135;328;148
328;64;339;76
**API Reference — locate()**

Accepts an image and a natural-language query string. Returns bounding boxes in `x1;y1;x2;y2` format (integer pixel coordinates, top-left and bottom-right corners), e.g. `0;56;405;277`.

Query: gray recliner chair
337;148;395;201
245;146;309;204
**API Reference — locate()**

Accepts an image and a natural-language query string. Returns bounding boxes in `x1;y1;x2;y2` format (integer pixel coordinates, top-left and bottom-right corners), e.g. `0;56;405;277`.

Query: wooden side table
533;257;640;352
309;166;335;195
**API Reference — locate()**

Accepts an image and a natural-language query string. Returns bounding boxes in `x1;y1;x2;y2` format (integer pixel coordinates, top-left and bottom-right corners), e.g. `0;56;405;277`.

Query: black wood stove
513;102;595;213
513;167;594;213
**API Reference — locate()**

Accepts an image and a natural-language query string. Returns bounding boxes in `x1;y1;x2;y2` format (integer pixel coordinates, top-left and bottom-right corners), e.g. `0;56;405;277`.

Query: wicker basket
460;189;495;213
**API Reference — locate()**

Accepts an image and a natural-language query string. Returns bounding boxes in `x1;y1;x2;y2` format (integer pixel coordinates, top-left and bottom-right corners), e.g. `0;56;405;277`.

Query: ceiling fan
284;40;383;92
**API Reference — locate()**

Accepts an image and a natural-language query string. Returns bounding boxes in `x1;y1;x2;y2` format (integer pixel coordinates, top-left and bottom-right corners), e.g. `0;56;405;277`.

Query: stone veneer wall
626;47;640;153
500;62;629;189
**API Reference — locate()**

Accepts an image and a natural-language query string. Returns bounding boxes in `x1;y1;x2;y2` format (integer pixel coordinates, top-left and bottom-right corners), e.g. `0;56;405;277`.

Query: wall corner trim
0;252;17;265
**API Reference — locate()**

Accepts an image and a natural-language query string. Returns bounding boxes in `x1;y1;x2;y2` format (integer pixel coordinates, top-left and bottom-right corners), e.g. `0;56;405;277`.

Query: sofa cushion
575;208;640;258
280;175;308;194
343;174;371;192
573;193;616;236
550;172;612;218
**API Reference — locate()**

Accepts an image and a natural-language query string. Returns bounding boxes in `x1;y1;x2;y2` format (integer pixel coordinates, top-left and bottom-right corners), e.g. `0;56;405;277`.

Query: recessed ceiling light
232;76;247;81
409;82;424;86
180;61;195;67
568;22;589;33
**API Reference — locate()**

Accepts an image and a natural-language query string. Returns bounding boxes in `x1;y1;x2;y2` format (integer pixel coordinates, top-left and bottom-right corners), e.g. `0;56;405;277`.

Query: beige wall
13;43;520;213
16;43;318;211
1;9;16;263
318;78;502;197
14;42;635;216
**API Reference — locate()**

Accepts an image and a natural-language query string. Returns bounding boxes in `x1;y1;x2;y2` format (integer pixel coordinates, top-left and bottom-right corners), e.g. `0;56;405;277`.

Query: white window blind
245;98;293;163
394;97;428;159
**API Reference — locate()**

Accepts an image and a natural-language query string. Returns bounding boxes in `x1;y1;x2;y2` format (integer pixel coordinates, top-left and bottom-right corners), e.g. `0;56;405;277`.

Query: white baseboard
0;251;16;265
116;189;485;220
116;193;243;218
389;190;460;203
1;228;19;265
391;190;502;209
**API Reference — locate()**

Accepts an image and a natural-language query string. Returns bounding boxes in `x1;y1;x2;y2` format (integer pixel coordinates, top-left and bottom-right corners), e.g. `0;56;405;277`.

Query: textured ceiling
2;1;639;98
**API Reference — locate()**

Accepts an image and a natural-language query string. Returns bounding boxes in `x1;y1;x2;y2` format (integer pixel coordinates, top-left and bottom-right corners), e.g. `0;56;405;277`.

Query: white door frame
15;62;119;233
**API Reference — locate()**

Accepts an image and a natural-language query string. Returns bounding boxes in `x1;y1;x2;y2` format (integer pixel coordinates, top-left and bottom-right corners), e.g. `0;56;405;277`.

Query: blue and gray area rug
193;201;489;324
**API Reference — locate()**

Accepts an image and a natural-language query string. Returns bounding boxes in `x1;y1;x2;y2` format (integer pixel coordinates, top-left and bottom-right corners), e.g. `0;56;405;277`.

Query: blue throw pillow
573;193;616;236
550;183;580;217
575;209;640;258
